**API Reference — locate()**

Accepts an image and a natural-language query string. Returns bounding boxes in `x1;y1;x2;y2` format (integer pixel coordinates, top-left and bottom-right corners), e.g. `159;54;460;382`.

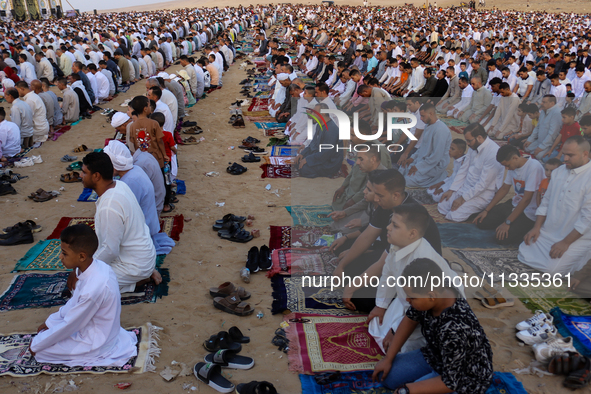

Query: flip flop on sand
229;326;250;344
204;349;254;370
474;282;497;301
209;282;251;300
203;331;242;353
193;362;235;393
235;381;277;394
481;293;514;309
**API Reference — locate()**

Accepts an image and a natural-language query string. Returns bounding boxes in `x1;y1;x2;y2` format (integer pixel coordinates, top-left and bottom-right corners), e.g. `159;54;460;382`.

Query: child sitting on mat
29;224;138;367
372;258;493;394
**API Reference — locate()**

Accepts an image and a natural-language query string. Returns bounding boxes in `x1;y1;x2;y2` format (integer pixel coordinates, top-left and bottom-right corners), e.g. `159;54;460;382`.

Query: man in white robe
80;152;161;293
519;136;591;274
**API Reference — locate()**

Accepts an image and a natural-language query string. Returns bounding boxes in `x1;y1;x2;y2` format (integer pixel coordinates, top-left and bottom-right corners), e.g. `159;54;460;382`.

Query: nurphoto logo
308;109;418;152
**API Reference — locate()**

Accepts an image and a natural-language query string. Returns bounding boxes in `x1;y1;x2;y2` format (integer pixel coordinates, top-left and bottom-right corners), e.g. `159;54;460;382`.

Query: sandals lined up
548;351;591;389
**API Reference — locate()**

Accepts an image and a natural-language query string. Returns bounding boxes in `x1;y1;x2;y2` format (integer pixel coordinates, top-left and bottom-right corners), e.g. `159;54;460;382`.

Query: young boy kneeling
373;258;493;394
30;224;138;366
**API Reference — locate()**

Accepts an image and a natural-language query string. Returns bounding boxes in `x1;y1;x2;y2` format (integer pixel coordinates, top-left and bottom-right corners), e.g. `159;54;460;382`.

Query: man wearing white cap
111;111;135;153
104;141;175;255
269;73;290;117
161;73;186;120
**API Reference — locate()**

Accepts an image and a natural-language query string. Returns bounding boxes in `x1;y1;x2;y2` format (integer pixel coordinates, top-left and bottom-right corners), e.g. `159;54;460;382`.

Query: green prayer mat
13;240;166;272
285;205;333;227
440;117;468;128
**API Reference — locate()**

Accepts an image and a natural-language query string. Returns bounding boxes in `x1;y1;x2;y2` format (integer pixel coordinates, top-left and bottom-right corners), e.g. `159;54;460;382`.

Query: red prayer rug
247;98;269;112
47;215;184;241
269;225;335;251
285;313;384;373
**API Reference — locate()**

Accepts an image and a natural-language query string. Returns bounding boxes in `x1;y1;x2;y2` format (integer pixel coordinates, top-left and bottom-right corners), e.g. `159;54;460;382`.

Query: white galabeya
533;336;578;363
516;310;553;331
516;323;557;345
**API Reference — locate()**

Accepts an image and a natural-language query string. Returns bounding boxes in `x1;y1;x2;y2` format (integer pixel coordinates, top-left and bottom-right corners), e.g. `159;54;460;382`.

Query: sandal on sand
219;226;253;243
60;154;78;162
205;349;254;370
213;294;254;316
564;358;591;389
229;326;250;344
232;115;245;128
203;331;242;353
193;362;235;393
481;293;514;309
236;381;277;394
474;282;497;300
162;203;175;213
241;153;261;163
66;161;82;171
60;172;82;183
215;214;247;225
209;282;251;300
72;145;89;153
228;114;237;123
213;220;244;232
33;190;57;202
244;146;268;155
1;220;41;234
242;136;260;144
183;136;200;145
549;352;586;375
227;162;247;175
183;126;203;135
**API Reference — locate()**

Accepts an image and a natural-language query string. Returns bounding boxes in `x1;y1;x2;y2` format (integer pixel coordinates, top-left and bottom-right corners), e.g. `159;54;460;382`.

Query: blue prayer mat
551;307;591;356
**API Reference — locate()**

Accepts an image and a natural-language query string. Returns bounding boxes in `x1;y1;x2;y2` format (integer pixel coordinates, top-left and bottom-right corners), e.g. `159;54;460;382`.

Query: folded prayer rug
551;307;591;356
0;323;161;376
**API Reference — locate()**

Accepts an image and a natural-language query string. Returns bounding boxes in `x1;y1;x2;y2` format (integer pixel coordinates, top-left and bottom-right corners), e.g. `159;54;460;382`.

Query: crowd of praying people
2;3;591;393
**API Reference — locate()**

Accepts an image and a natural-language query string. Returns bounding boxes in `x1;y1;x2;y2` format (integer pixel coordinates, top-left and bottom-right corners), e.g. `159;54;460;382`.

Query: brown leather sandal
209;282;251;300
213;294;254;316
60;172;82;183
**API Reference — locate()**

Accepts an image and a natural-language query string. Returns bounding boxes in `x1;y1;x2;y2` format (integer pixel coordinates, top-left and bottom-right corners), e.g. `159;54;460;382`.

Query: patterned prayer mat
46;215;184;241
50;125;71;141
247;98;269;112
271;145;299;157
13;239;167;272
452;249;591;315
440;116;468;128
261;164;295;178
299;371;390;394
253;92;272;98
551;308;591;357
269;225;335;251
0;323;161;377
254;122;286;130
286;205;334;226
285;313;384;373
267;248;339;278
0;269;169;312
271;276;354;316
406;188;435;205
244;116;277;122
439;223;517;249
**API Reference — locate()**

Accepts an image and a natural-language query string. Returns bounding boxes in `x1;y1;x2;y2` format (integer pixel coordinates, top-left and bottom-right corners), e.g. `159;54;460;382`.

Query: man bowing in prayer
104;141;175;255
71;152;161;293
400;102;452;187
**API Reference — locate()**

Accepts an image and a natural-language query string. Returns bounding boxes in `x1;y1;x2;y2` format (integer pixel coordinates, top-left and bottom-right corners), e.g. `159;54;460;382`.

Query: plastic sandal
229;326;250;344
209;282;251;300
226;162;248;175
236;381;277;394
204;349;254;370
203;331;242;353
564;357;591;389
481;293;514;309
60;154;78;162
193;362;235;393
215;214;247;225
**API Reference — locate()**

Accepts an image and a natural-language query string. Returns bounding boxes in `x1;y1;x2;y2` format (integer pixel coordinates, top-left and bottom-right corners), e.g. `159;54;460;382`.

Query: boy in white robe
427;139;467;202
30;224;137;367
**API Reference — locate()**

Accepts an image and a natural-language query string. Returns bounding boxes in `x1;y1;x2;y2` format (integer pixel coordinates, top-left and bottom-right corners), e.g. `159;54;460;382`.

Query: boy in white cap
111;112;135;153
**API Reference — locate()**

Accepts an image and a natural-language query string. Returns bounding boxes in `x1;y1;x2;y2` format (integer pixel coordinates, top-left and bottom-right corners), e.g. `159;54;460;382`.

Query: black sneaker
259;245;272;270
0;182;17;196
246;246;260;273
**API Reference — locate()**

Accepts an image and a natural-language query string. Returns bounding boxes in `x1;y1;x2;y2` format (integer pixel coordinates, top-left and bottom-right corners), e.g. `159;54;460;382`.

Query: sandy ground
0;20;577;394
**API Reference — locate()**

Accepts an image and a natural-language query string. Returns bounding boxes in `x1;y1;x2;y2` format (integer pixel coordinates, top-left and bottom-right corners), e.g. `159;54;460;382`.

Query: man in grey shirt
4;88;34;148
133;149;166;214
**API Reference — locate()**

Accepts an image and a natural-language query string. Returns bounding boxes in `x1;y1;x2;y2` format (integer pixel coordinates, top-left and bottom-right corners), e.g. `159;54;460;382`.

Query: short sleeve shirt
129;118;165;168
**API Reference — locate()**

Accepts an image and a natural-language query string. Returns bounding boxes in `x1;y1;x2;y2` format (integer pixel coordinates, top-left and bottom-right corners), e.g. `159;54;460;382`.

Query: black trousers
508;135;529;149
476;200;534;245
161;168;171;207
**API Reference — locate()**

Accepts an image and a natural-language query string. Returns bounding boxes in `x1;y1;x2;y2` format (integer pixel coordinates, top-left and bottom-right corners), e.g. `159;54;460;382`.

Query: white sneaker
533;336;577;363
31;155;43;164
14;157;34;167
516;323;557;345
516;310;553;331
